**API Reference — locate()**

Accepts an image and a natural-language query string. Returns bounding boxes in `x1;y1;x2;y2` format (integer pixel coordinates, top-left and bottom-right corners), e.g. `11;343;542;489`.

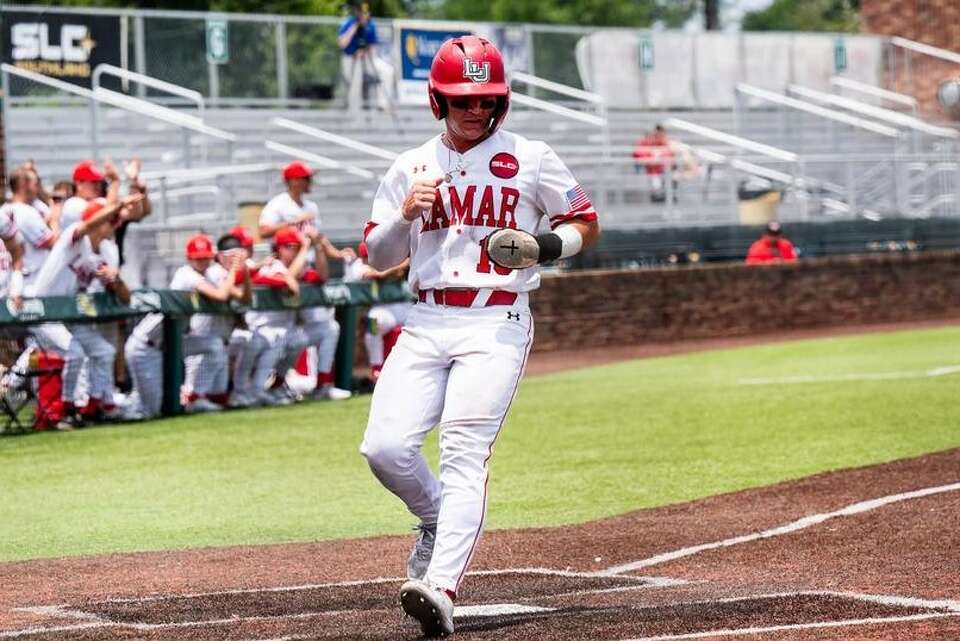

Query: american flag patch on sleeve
565;184;591;211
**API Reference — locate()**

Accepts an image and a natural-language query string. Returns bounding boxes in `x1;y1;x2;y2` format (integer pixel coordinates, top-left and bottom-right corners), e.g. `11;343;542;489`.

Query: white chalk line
738;364;960;385
616;613;960;641
4;588;956;639
0;569;679;638
65;567;652;606
599;480;960;575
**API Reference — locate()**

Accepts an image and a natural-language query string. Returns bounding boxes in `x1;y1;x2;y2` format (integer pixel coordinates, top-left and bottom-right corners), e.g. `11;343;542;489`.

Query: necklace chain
442;133;466;183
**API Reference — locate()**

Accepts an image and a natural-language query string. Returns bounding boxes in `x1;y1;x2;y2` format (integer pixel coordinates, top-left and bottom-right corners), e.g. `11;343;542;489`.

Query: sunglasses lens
449;97;497;110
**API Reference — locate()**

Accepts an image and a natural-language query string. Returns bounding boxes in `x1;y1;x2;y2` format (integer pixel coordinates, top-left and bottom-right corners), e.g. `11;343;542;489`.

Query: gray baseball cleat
407;523;437;580
399;579;454;638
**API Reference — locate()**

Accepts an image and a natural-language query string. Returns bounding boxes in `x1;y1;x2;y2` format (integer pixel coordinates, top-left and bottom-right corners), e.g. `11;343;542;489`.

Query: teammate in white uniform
360;37;600;637
260;161;355;400
231;227;310;407
61;160;114;230
0;175;27;310
171;234;245;413
30;196;140;427
343;243;411;382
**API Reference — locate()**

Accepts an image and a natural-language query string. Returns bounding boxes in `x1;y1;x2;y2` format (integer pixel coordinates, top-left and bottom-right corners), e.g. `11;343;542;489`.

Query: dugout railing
0;280;412;420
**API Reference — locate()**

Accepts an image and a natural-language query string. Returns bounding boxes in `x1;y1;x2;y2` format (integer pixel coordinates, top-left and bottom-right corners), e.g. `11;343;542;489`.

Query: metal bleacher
4;55;960;283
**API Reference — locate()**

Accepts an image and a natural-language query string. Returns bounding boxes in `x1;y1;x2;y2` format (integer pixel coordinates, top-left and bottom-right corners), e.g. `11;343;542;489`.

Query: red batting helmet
186;233;215;260
428;36;510;134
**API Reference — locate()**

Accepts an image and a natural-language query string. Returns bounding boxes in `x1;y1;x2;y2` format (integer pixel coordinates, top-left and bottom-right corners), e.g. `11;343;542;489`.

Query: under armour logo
412;164;427;174
507;311;520;321
463;59;491;83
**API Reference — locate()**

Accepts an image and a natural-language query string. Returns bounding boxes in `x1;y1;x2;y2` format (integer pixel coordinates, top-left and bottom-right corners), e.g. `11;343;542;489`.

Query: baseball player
30;196;141;427
360;36;600;637
60;160;118;229
260;162;355;400
232;226;310;407
343;243;411;382
171;233;245;413
0;187;26;310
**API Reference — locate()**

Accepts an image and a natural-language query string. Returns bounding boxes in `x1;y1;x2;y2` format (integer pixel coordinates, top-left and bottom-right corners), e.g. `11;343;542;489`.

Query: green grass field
1;326;958;562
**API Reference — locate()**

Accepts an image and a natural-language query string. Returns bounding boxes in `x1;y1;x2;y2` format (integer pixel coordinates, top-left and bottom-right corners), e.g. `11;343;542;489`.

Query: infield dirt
1;446;958;640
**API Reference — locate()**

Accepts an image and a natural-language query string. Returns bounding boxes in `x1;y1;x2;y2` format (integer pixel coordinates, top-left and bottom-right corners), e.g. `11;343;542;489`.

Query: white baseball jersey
260;192;320;233
32;198;51;220
0;210;14;298
61;196;89;229
365;130;598;294
4;201;54;288
245;260;297;329
86;237;119;294
31;223;109;296
169;263;234;340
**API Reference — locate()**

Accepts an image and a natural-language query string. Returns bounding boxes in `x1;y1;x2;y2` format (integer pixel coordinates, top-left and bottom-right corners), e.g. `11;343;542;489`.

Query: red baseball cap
73;160;104;183
229;224;255;249
282;161;312;181
186;233;215;259
81;198;109;223
274;226;302;247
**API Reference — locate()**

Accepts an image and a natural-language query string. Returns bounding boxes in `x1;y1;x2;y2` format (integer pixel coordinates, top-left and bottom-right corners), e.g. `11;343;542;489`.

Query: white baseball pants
183;335;228;397
361;302;533;595
302;319;340;375
363;303;409;367
30;323;114;403
124;334;163;418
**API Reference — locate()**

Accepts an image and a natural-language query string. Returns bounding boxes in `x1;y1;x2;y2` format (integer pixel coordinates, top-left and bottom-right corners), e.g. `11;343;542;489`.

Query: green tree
417;0;696;28
742;0;860;32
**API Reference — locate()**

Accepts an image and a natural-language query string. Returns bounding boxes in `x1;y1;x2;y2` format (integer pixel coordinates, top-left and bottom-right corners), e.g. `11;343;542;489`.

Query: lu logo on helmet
463;58;490;83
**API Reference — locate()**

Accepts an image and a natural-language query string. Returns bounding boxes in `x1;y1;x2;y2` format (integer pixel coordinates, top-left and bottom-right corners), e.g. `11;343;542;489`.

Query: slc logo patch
463;58;490;83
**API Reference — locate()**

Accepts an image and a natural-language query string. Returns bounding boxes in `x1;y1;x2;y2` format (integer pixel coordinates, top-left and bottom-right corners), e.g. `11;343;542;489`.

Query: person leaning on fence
0;190;26;312
172;233;247;414
745;221;797;265
231;227;311;409
29;196;141;428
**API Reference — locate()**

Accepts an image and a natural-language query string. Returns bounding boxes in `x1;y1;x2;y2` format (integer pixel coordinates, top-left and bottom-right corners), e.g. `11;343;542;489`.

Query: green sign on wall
206;18;229;65
639;35;654;71
834;37;847;72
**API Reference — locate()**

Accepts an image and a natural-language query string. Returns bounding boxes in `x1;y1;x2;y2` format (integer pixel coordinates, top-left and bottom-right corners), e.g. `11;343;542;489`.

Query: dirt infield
1;447;957;640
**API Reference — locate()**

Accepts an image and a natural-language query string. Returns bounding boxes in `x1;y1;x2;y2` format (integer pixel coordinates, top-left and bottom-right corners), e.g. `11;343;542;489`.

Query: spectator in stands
632;124;698;203
746;221;798;265
337;1;392;112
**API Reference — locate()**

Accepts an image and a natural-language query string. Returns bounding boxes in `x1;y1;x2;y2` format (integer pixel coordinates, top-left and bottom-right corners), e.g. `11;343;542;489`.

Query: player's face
446;95;497;143
287;177;311;194
189;257;213;272
25;174;40;200
277;243;299;265
77;180;99;199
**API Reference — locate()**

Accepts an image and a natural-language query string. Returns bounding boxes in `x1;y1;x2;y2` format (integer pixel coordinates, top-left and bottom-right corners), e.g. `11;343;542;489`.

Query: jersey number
476;237;512;275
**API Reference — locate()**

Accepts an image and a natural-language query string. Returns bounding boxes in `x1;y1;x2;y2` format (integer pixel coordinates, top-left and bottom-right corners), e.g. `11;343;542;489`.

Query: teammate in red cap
232;226;312;407
259;162;354;399
30;195;142;427
360;35;600;636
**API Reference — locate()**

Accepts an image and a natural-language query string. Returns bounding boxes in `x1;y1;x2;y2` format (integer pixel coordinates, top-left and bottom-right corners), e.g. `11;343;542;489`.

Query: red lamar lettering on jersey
421;185;520;233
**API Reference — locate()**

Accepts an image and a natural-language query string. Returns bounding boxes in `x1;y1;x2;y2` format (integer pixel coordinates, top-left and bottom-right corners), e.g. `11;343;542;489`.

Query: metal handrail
890;36;960;66
91;87;234;141
141;162;276;185
92;64;205;122
736;84;901;138
663;118;798;162
829;77;917;110
511;71;605;104
510;92;607;127
272;117;399;161
265;140;378;180
787;85;958;139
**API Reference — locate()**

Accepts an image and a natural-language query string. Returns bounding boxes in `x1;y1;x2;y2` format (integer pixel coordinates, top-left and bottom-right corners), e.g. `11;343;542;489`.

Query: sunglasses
51;195;66;203
449;97;498;111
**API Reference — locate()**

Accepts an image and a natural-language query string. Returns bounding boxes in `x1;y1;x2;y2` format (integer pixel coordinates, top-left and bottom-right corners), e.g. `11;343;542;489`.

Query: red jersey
746;238;797;264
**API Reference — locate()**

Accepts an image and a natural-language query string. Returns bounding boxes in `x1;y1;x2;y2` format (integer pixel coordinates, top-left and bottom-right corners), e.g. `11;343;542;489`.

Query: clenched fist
401;177;443;221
